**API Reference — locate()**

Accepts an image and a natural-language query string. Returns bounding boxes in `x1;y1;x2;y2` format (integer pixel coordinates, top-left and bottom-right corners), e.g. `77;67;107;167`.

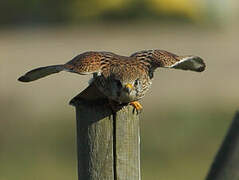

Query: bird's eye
135;79;140;86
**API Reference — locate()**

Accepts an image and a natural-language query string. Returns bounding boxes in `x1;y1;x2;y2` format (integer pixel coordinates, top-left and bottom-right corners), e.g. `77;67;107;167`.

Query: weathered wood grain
74;101;114;180
115;106;141;180
71;84;141;180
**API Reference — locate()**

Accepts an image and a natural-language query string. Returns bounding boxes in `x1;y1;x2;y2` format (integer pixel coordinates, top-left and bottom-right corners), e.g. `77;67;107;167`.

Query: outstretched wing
65;51;138;80
18;51;115;82
63;51;107;75
130;49;206;72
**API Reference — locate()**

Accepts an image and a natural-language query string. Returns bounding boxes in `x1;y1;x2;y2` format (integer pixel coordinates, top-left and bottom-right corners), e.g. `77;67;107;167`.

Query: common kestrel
18;50;205;111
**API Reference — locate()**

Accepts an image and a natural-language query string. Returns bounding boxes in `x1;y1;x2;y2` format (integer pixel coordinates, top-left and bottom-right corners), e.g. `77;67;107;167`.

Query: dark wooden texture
206;111;239;180
70;84;140;180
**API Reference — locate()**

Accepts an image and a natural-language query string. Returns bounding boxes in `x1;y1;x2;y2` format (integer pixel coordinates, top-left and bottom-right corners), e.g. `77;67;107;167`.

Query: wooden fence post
70;84;141;180
206;111;239;180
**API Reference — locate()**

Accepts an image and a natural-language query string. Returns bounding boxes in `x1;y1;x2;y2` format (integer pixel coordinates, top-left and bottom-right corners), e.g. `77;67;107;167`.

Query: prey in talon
18;50;206;112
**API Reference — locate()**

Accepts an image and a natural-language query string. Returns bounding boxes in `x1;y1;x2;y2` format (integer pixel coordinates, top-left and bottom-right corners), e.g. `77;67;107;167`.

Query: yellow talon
130;101;143;113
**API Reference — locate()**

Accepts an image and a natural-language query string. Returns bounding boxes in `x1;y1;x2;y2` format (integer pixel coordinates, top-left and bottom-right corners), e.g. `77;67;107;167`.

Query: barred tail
18;65;64;82
168;56;206;72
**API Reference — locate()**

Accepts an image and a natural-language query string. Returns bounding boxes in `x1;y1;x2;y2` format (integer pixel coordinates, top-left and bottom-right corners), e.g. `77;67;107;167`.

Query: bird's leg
130;101;143;113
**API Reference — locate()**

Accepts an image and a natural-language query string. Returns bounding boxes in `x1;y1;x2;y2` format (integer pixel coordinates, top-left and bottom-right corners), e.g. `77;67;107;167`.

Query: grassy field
0;23;238;180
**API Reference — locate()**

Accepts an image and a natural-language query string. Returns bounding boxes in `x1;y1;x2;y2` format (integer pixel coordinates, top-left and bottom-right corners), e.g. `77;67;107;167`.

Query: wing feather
64;51;103;74
131;49;206;72
168;55;206;72
18;51;113;82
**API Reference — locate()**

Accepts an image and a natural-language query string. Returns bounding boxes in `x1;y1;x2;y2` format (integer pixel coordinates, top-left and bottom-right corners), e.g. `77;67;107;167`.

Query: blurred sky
1;0;239;180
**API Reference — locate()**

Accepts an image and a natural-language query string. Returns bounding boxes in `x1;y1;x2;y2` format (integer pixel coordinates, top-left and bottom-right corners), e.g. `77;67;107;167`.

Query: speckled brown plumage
18;49;206;109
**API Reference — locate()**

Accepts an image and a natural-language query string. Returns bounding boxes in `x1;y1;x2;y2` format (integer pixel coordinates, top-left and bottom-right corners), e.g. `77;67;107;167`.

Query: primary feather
18;65;64;82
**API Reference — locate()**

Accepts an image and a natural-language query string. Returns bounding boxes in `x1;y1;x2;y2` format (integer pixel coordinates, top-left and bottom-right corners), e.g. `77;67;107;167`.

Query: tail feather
168;56;206;72
18;65;64;82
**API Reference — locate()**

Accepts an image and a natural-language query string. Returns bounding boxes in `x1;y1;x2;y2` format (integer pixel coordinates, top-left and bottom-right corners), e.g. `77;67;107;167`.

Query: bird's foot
130;101;143;114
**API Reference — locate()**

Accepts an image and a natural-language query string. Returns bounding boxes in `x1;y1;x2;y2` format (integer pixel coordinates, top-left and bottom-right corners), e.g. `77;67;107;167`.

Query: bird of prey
18;50;206;111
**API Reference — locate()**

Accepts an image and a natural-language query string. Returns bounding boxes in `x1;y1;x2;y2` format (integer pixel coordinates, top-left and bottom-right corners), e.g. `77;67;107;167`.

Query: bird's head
116;79;142;103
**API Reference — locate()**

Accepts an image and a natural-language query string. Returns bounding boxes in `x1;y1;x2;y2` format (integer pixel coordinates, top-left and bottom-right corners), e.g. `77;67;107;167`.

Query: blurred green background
1;0;239;179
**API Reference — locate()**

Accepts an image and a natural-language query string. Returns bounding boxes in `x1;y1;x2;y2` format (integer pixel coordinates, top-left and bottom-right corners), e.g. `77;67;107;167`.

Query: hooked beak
125;83;133;93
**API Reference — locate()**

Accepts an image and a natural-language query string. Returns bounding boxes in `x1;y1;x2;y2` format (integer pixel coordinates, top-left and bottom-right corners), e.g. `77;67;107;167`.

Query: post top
69;83;108;107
